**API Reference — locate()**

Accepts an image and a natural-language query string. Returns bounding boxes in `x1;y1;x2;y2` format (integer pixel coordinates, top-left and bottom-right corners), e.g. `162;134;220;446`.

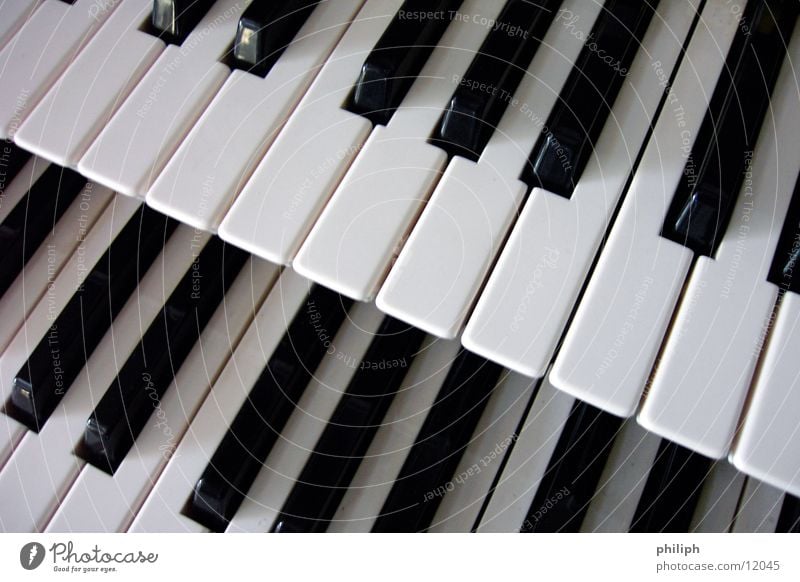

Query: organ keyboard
0;0;799;533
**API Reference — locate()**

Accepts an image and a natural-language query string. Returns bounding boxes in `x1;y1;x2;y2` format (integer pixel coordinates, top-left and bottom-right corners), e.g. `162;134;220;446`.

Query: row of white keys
0;196;141;468
476;375;574;532
462;0;700;374
0;221;205;532
639;26;800;458
46;254;277;532
732;290;800;497
218;0;400;265
226;301;384;533
146;0;364;231
429;371;535;532
689;461;745;532
15;0;165;167
0;0;121;139
79;0;248;198
731;478;786;533
292;0;505;301
550;0;743;416
0;0;42;51
376;0;604;338
328;336;460;532
129;267;313;533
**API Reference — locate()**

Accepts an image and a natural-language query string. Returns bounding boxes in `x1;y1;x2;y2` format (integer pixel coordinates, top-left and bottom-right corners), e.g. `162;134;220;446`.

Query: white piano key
146;0;363;231
46;255;276;532
732;478;785;533
129;268;309;533
0;0;120;139
78;0;247;198
429;371;535;532
0;155;49;225
328;336;461;532
732;291;800;497
638;28;800;458
580;422;661;532
15;0;164;167
217;0;400;265
688;461;745;532
462;0;699;375
550;0;742;417
227;301;384;533
292;0;504;301
476;376;574;532
0;224;207;532
376;0;603;338
0;0;42;51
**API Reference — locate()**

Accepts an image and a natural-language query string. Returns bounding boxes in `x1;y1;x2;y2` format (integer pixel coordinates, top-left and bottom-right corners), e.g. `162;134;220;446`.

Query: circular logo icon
19;542;45;570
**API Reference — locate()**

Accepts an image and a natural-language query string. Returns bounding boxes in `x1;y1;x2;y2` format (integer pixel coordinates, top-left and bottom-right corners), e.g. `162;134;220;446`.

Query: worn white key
0;224;206;532
147;0;363;231
429;371;535;532
227;301;384;533
580;422;661;532
129;269;314;533
217;0;400;264
477;376;574;532
45;255;275;532
0;0;120;139
639;30;800;458
689;461;745;532
463;0;698;374
376;0;603;337
0;0;42;51
732;478;785;533
79;0;247;198
550;0;742;417
15;0;164;167
293;0;505;301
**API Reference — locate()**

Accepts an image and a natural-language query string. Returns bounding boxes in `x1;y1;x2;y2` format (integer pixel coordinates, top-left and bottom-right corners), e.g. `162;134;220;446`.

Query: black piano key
629;440;711;532
271;317;426;533
432;0;563;160
776;494;800;533
522;0;658;196
189;286;352;532
8;206;176;431
767;172;800;293
81;238;249;474
0;165;87;298
347;0;464;125
520;402;622;532
151;0;217;44
231;0;319;77
0;141;32;189
662;0;798;256
372;351;503;532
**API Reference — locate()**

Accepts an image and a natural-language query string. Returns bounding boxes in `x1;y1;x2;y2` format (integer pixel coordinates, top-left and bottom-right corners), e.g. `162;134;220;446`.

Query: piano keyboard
0;0;799;533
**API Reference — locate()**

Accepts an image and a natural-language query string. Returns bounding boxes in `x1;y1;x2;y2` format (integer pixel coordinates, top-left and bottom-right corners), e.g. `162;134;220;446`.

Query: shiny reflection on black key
662;0;798;256
189;286;351;532
348;0;463;125
372;351;503;532
0;165;86;298
767;172;800;293
0;141;32;189
8;206;176;432
81;238;249;474
521;402;622;532
231;0;319;77
776;494;800;533
629;440;711;533
272;317;425;533
522;0;658;196
432;0;563;160
151;0;217;44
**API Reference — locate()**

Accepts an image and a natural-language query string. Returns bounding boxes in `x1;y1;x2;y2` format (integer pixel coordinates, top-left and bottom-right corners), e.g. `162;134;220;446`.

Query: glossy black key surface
662;0;798;256
629;440;711;532
768;173;800;293
231;0;319;76
0;141;32;190
189;286;352;532
522;0;658;196
0;165;86;298
348;0;463;125
82;238;249;474
151;0;217;43
432;0;563;160
8;206;176;431
520;402;622;532
372;352;503;532
776;494;800;533
272;317;426;533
